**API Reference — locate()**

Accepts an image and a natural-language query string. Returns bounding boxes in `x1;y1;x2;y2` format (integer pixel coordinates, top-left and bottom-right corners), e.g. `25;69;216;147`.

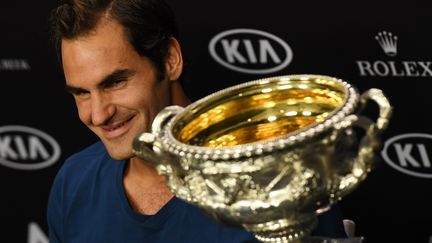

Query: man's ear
165;37;183;81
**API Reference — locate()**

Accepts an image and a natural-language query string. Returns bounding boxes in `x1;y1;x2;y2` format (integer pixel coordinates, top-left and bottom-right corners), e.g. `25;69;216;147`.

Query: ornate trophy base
305;236;364;243
247;216;317;243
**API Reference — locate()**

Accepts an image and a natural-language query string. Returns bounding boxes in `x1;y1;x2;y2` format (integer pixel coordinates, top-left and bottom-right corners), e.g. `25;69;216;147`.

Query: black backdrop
1;1;431;242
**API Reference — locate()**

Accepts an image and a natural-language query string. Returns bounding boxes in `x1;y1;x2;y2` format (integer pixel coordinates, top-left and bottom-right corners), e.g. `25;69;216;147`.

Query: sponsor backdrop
0;0;430;242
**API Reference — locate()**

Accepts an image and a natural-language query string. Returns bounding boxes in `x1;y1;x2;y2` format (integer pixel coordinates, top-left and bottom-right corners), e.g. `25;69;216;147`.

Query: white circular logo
0;125;61;170
209;29;293;74
381;133;432;178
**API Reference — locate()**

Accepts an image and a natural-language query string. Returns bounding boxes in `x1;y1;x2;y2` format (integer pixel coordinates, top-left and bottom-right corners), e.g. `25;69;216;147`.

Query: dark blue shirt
47;142;346;243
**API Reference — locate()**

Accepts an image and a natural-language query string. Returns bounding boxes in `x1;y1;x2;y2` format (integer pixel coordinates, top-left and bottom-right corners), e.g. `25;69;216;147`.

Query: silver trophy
133;74;392;242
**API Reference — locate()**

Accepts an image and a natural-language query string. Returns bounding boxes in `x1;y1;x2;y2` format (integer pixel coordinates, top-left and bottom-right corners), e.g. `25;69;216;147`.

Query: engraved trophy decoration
133;74;392;242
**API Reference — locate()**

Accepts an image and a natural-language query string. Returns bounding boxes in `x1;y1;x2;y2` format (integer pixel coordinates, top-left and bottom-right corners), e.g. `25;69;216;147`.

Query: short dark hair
49;0;179;81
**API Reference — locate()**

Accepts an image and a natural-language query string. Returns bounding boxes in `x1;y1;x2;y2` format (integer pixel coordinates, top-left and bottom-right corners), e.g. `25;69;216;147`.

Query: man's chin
107;150;133;161
103;143;133;160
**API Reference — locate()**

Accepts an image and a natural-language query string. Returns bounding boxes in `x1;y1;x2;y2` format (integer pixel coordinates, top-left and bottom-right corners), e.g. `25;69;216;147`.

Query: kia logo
381;133;432;178
209;28;293;74
0;125;61;170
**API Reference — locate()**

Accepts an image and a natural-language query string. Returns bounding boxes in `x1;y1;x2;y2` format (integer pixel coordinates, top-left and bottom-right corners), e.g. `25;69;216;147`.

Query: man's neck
123;157;174;215
126;157;161;180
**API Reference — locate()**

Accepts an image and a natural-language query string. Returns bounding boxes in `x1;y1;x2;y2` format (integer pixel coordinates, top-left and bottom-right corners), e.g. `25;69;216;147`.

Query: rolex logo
356;31;432;77
375;31;398;56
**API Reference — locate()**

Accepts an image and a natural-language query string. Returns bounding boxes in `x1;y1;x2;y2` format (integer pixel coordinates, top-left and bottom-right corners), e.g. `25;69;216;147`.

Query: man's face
61;19;172;160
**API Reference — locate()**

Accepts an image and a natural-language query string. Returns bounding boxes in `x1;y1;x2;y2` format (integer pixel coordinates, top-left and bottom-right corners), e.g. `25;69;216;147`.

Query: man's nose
90;93;115;126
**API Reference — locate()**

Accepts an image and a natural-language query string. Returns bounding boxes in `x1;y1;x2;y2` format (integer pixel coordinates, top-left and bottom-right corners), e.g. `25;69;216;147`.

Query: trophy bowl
133;74;392;242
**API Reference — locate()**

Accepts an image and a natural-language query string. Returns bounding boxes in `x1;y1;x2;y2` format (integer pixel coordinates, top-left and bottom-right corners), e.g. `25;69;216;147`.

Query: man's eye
105;79;126;89
72;90;90;98
112;79;125;86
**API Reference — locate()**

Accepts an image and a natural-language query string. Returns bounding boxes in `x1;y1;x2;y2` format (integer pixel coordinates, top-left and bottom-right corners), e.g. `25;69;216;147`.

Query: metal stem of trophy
133;74;392;243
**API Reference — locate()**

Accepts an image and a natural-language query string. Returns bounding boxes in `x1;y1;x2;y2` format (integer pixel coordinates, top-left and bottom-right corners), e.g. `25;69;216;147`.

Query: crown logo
375;31;398;56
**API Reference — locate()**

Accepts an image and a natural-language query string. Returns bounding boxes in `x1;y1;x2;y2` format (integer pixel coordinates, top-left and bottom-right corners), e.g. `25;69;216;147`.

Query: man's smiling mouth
102;115;135;138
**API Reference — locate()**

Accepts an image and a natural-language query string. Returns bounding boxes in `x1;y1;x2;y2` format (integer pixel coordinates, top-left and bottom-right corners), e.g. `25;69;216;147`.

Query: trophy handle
358;88;393;131
333;88;392;200
133;105;183;162
132;105;196;202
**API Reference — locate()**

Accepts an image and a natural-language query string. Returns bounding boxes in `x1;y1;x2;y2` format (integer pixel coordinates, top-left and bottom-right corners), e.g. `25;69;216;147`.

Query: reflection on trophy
133;74;392;242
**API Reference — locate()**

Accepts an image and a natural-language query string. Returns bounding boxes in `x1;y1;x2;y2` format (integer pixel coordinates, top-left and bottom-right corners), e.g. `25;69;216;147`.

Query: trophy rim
160;74;359;160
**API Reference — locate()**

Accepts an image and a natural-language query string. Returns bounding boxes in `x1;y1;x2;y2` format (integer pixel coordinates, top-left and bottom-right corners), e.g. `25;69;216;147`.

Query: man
47;0;347;242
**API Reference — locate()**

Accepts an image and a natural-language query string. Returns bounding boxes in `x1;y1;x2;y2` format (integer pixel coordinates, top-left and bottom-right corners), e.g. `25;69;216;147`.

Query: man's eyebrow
64;69;136;94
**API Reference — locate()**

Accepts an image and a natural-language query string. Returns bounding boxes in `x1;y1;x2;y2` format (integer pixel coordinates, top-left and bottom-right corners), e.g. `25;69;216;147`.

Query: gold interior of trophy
173;76;346;147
